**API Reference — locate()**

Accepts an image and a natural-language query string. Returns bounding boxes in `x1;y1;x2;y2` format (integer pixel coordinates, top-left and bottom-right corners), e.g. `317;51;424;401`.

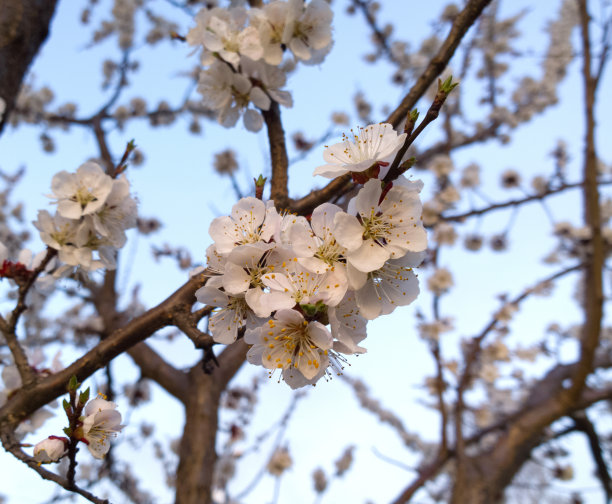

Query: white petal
249;87;271;110
243;109;264;131
333;213;364;252
223;262;251;295
347;239;390;272
195;286;229;308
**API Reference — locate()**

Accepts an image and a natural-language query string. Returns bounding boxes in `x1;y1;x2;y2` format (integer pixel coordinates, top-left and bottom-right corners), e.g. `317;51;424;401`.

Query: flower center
71;185;98;209
361;212;392;243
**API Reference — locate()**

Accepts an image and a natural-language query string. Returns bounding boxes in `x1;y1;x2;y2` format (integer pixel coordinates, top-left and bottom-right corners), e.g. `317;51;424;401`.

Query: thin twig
441;179;612;224
0;432;109;504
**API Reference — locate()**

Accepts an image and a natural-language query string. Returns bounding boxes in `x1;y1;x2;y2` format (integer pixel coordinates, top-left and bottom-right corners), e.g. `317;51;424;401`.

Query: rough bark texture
174;340;248;504
0;0;59;135
175;372;222;504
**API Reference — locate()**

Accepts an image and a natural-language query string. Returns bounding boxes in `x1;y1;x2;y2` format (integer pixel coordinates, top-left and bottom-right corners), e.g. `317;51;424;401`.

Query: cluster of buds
32;376;123;463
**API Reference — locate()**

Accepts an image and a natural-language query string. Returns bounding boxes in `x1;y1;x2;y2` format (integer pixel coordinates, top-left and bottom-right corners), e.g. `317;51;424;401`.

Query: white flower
313;123;407;179
81;396;123;459
433;222;457;246
327;293;367;354
245;309;332;383
334;179;427;272
187;7;262;67
211;13;261;66
240;57;293;108
88;175;137;248
49;162;113;219
283;0;333;63
274;212;310;246
209;197;280;254
479;362;499;383
347;250;425;320
418;318;453;342
427;154;454;177
288;202;347;274
250;1;290;65
260;256;347;310
195;285;263;344
33;210;104;271
197;61;269;131
33;437;67;463
427;268;453;295
221;242;287;318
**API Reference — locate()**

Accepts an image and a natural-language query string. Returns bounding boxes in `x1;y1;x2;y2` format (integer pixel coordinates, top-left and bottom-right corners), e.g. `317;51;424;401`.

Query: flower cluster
198;127;427;387
33;162;137;272
187;0;333;131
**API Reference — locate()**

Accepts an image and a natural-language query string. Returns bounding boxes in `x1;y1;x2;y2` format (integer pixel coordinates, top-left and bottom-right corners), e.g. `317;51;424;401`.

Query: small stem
383;87;453;184
262;102;289;209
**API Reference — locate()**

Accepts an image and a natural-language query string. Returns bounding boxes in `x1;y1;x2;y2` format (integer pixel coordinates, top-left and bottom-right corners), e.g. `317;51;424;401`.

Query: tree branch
127;341;190;404
0;0;59;135
385;0;493;128
570;411;612;501
0;272;207;430
1;432;109;504
263;102;289;209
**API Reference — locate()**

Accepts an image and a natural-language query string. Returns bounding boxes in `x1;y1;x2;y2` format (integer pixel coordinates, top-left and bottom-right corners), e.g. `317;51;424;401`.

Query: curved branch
0;272;207;430
0;432;108;504
128;342;190;404
570;411;612;500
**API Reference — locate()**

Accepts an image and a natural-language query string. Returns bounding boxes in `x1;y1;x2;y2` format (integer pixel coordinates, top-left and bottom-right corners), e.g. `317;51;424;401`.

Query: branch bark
174;340;249;504
263;102;290;209
0;0;59;135
0;273;207;431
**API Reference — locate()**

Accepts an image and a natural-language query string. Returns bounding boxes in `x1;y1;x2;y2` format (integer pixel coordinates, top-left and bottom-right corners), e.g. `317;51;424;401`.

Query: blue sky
1;0;611;503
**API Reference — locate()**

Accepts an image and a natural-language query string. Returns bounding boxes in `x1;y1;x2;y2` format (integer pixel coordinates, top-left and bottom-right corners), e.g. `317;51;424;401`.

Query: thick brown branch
289;175;352;215
0;273;206;431
0;0;59;135
2;248;57;386
128;342;190;404
174;340;247;504
569;0;604;402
